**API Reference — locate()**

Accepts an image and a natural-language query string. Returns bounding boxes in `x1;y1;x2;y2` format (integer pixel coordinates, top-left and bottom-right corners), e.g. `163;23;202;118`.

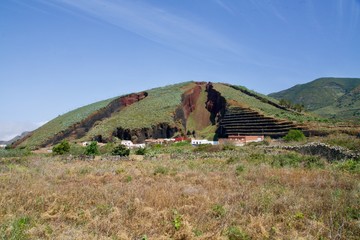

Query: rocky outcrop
205;82;226;124
181;84;202;119
112;123;179;143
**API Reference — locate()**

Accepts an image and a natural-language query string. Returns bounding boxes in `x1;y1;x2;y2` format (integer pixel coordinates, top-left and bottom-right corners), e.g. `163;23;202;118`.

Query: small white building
0;144;7;149
191;139;218;145
121;140;133;148
121;140;145;149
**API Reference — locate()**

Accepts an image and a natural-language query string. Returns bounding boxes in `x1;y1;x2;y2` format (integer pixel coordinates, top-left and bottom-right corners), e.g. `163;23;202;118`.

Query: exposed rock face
205;82;226;124
119;92;148;106
112;123;179;143
181;84;202;119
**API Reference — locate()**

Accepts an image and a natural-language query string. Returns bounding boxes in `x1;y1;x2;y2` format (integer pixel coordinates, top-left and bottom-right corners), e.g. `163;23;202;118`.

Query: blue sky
1;0;360;140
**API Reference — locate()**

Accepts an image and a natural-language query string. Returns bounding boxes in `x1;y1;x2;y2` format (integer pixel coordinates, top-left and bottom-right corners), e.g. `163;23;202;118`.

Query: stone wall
279;142;360;161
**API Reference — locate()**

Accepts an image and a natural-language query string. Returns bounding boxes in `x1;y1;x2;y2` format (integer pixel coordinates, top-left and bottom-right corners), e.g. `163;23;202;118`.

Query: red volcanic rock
120;92;148;106
182;84;202;119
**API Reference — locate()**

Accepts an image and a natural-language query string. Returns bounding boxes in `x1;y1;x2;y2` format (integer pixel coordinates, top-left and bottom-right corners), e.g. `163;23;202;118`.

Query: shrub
235;164;245;175
135;147;146;155
0;149;31;158
84;141;99;156
212;204;226;218
52;140;70;155
222;143;236;151
0;216;31;240
193;144;221;152
99;142;115;155
172;141;191;147
283;129;306;142
69;144;85;155
271;153;302;168
334;160;360;174
172;210;182;231
226;226;250;240
111;144;130;156
324;133;360;151
226;156;239;164
153;166;169;175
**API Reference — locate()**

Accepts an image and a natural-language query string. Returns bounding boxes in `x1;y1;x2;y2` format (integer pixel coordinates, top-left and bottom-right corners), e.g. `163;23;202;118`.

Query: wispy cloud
249;0;287;23
40;0;241;59
214;0;235;15
35;0;294;69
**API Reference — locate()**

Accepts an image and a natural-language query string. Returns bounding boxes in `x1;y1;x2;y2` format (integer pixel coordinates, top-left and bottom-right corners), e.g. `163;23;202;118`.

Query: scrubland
1;141;359;240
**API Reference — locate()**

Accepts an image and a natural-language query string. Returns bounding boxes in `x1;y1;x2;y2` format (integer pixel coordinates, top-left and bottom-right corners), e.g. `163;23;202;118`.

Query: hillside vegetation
14;81;320;149
86;82;191;139
18;98;116;148
269;78;360;119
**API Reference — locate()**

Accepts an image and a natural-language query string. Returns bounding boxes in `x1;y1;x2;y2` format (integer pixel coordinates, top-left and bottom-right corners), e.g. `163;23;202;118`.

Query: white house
191;139;218;145
0;144;6;149
121;140;145;149
121;140;133;148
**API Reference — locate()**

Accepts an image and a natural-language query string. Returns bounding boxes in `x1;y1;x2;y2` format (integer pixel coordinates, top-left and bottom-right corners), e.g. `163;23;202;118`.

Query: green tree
52;140;70;155
111;144;130;156
283;129;306;142
84;141;99;156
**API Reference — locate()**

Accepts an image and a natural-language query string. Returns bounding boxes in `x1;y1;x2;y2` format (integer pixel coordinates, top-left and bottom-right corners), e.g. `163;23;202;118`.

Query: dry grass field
1;146;359;239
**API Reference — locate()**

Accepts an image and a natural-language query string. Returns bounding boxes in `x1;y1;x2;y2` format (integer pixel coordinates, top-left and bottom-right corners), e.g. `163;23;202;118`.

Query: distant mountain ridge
0;131;30;145
269;78;360;119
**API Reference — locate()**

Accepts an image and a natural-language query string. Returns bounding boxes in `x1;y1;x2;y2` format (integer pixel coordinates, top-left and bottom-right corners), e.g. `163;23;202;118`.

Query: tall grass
0;146;359;239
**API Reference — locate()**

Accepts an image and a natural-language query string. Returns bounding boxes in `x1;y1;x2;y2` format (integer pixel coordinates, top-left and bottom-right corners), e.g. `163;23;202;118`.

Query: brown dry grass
0;151;359;239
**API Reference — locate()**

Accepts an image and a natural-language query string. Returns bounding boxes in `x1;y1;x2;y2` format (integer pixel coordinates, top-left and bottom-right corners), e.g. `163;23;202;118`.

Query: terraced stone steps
219;107;300;138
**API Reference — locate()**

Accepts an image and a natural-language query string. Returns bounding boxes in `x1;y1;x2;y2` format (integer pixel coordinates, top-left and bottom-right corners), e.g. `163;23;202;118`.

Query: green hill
14;82;311;149
269;78;360;119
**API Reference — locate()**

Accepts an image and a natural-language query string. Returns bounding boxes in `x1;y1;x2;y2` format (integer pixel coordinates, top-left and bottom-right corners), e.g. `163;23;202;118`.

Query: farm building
219;135;264;146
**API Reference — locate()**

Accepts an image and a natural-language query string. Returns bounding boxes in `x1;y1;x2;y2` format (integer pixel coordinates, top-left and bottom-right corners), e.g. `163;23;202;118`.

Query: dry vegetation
1;144;359;240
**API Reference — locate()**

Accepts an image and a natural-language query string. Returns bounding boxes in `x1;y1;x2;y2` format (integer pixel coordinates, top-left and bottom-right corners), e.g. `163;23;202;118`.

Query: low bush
283;129;306;142
211;204;226;218
235;164;245;175
222;143;236;151
84;142;99;156
334;160;360;174
226;226;250;240
271;153;302;168
111;144;130;156
172;141;191;147
52;140;70;155
0;216;31;240
0;148;31;158
153;166;169;175
324;133;360;151
69;144;85;155
193;144;221;152
135;147;146;155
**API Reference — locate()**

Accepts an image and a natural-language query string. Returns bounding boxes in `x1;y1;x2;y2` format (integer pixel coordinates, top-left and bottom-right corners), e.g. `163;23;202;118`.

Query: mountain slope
14;82;308;149
269;78;360;119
